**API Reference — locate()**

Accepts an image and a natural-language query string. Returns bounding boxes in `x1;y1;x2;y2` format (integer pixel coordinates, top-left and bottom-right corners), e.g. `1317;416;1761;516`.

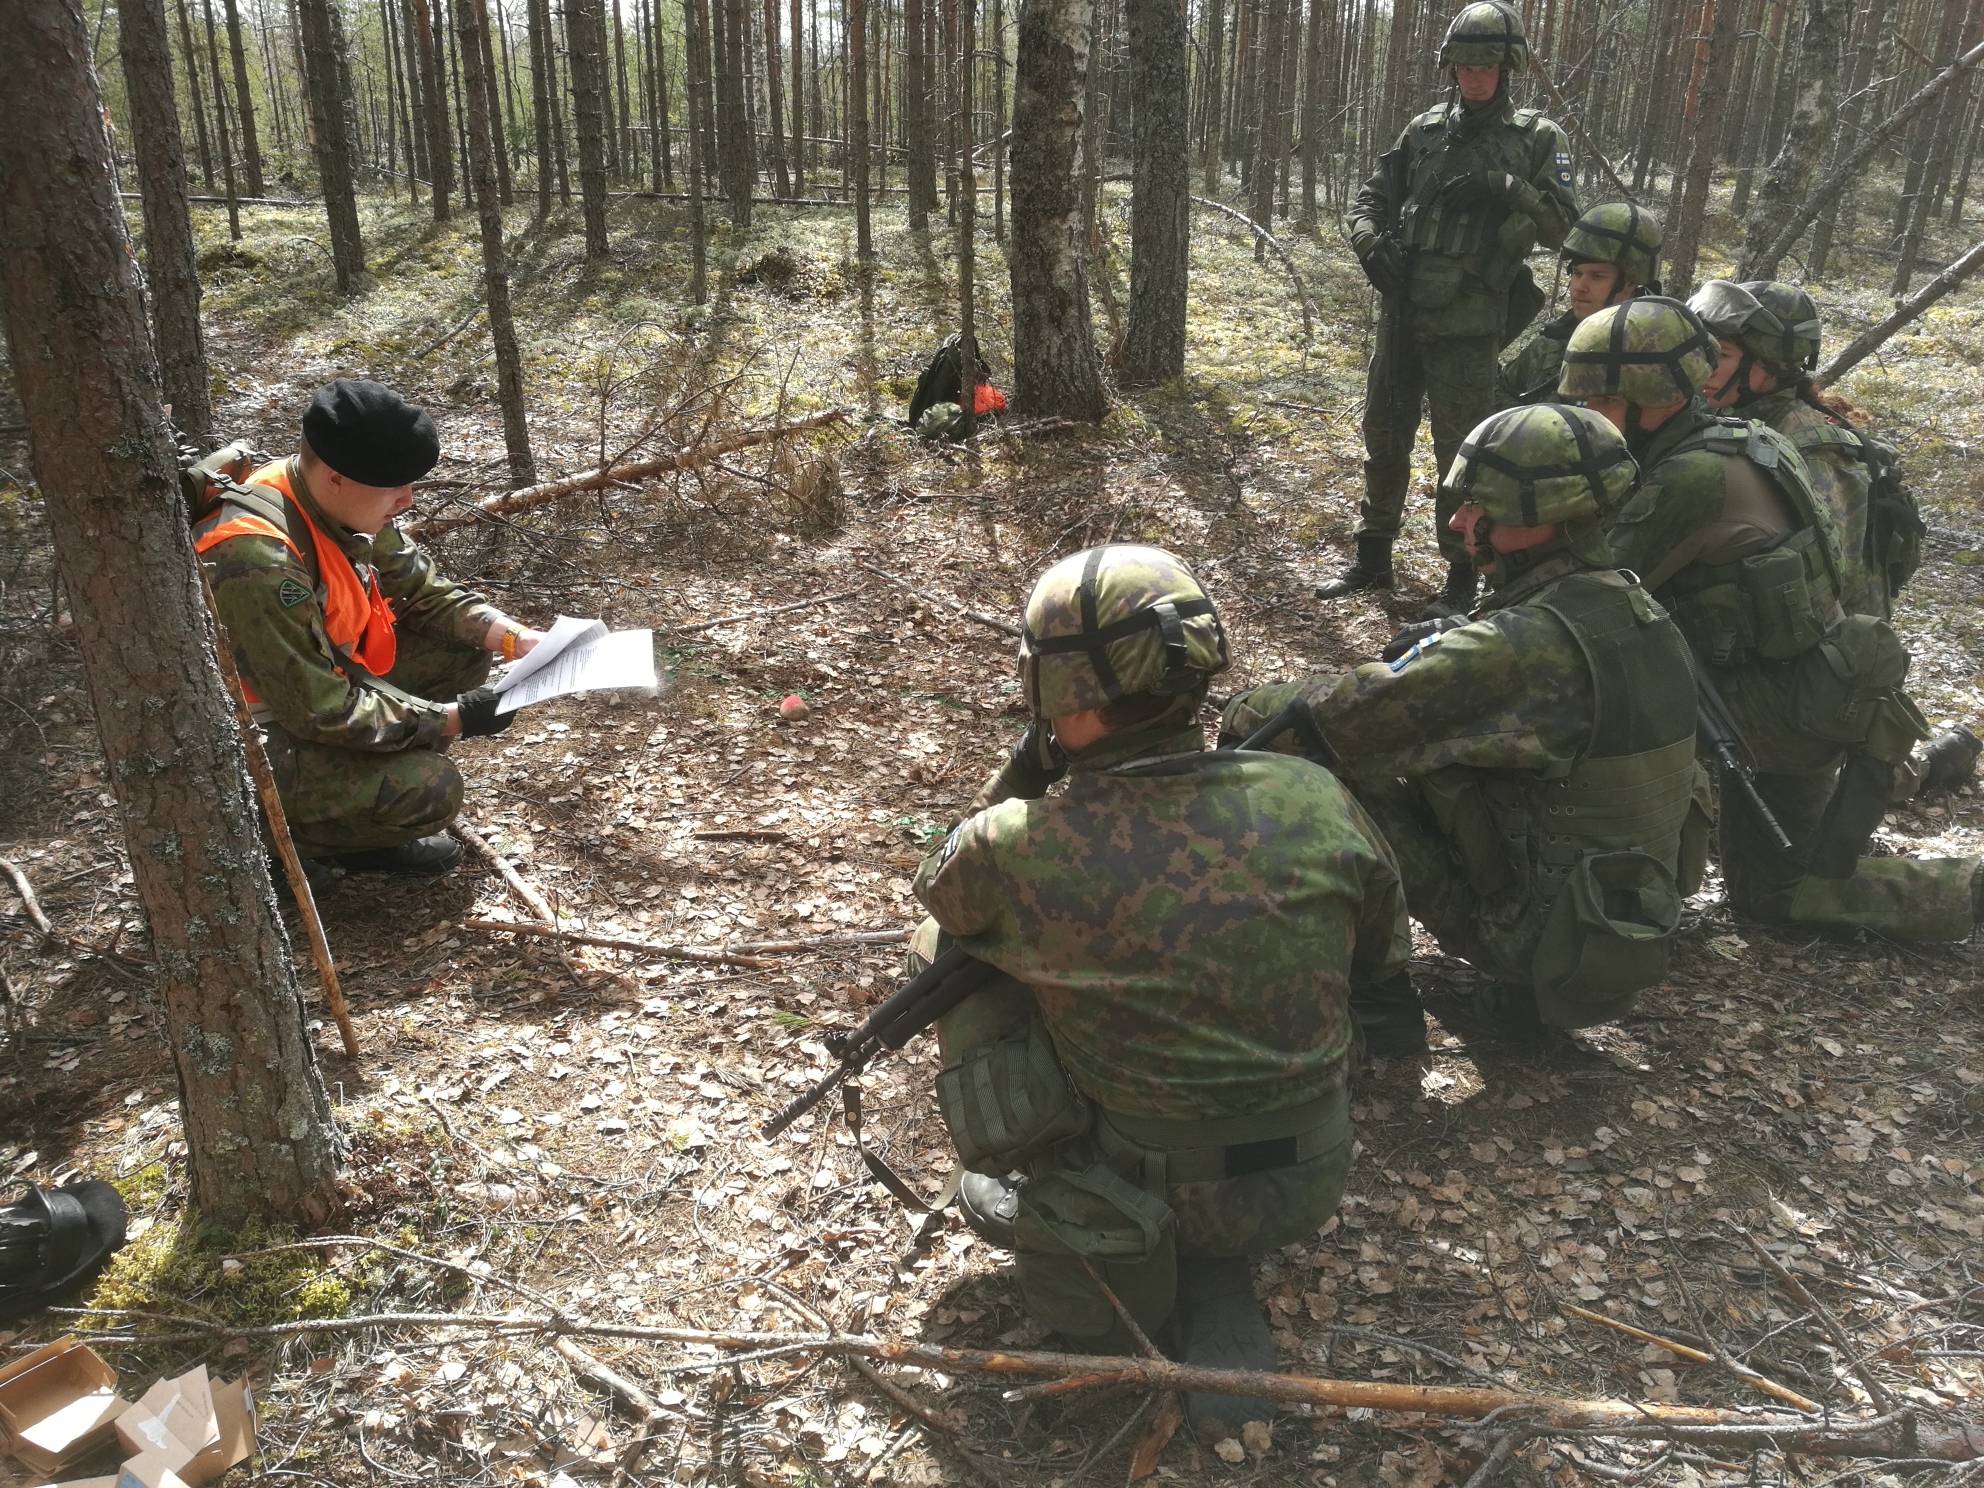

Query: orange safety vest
192;459;399;682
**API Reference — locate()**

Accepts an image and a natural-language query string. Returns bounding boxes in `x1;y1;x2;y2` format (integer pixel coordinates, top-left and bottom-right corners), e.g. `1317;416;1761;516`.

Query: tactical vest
191;457;400;694
1425;571;1701;1024
1398;107;1557;263
1655;419;1844;666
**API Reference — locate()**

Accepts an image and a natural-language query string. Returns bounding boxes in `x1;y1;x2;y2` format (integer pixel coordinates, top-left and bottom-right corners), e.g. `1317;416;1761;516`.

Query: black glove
1003;721;1068;798
454;685;517;738
1429;171;1501;215
1380;616;1463;663
1356;233;1406;298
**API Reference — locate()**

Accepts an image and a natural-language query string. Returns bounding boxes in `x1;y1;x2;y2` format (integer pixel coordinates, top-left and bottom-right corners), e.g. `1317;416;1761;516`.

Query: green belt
1096;1085;1352;1186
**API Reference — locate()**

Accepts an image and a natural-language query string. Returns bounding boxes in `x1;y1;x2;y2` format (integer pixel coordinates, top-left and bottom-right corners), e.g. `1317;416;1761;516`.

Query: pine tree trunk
526;0;555;211
219;0;266;195
1736;0;1845;276
686;0;711;298
409;0;454;216
611;0;630;173
119;0;216;449
849;0;871;253
1200;0;1223;190
496;0;523;169
1250;0;1287;246
1122;0;1187;382
1807;0;1887;276
299;0;368;287
478;0;515;200
201;0;243;237
992;0;1006;238
0;0;344;1231
905;0;933;225
763;0;789;195
565;0;612;255
1661;0;1741;299
174;0;217;187
1891;0;1981;294
1298;0;1324;224
457;0;535;484
715;0;756;220
552;0;572;201
1010;0;1106;418
383;0;424;201
958;0;978;437
788;0;802;189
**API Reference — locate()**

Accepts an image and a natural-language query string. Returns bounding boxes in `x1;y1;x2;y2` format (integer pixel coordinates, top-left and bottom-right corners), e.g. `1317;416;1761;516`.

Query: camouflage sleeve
1513;119;1577;250
1497;334;1552;407
1343;791;1414;985
1347;123;1413;247
1606;453;1730;590
1311;608;1594;775
202;533;450;752
372;522;503;644
912;802;1028;952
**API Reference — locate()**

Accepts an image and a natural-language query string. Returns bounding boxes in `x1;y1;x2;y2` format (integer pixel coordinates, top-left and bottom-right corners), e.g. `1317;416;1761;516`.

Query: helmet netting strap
1025;570;1219;704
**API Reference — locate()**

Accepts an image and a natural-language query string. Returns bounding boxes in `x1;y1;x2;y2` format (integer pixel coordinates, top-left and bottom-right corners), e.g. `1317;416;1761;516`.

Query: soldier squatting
180;0;1984;1450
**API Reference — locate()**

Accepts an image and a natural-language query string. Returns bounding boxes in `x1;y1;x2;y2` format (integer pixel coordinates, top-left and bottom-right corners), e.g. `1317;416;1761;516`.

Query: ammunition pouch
1010;1164;1178;1339
935;1019;1092;1176
1667;526;1837;665
1530;848;1682;1028
1791;614;1929;766
1403;251;1466;310
1420;766;1517;897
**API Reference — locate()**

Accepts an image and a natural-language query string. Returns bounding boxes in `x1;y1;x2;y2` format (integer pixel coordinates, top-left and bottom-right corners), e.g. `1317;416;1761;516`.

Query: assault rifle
1695;668;1794;853
762;944;1000;1139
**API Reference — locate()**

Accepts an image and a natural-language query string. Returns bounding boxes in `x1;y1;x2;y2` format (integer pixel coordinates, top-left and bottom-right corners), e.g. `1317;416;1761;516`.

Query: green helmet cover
1562;202;1663;287
1445;404;1638;526
1688;279;1822;372
1018;545;1230;718
1439;0;1528;69
1558;295;1717;405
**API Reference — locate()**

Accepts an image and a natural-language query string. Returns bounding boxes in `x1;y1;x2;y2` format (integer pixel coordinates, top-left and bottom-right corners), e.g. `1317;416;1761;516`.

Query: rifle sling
844;1083;937;1212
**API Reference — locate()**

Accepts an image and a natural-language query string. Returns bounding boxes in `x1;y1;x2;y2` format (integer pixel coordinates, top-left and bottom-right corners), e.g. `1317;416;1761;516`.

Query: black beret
301;378;440;486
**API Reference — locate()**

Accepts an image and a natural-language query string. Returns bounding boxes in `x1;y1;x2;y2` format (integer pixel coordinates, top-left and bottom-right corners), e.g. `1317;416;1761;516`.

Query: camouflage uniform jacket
1743;386;1885;618
195;457;503;751
1349;97;1578;339
913;723;1412;1124
1497;309;1575;407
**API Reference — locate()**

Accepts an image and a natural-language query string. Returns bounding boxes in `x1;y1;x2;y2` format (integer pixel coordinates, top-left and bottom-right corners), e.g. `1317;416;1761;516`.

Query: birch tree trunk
0;0;344;1230
119;0;216;450
1735;0;1845;276
1122;0;1188;383
1010;0;1106;419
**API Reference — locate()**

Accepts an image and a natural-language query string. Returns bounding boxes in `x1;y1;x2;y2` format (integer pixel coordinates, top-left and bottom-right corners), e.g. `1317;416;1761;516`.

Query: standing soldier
913;546;1411;1440
1559;299;1982;939
1325;0;1578;615
1498;202;1661;407
1227;406;1703;1044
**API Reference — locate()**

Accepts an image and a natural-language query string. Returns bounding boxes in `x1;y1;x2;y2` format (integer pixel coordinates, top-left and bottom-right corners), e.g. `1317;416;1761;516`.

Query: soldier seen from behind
1497;202;1661;408
910;546;1412;1441
1560;299;1984;940
1226;405;1702;1046
1328;0;1578;615
192;379;543;888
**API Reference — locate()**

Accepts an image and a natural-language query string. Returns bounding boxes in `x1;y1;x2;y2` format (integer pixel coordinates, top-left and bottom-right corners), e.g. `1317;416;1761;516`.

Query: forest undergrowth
2;183;1983;1487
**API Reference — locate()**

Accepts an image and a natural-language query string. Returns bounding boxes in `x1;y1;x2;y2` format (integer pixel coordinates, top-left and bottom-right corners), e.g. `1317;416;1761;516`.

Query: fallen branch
403;410;849;537
666;589;859;636
1;859;151;984
1562;1303;1820;1413
860;564;1021;637
456;827;591;989
55;1312;1984;1463
1817;235;1984;384
464;917;780;969
1191;196;1316;342
555;1334;686;1484
1738;1227;1896;1414
0;858;54;936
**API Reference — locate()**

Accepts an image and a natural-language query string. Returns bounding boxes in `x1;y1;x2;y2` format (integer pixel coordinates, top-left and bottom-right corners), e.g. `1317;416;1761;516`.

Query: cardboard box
111;1369;253;1488
0;1337;130;1476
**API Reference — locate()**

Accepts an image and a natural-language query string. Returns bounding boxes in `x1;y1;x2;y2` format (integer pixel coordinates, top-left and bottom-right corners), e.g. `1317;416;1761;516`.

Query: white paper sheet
493;618;656;714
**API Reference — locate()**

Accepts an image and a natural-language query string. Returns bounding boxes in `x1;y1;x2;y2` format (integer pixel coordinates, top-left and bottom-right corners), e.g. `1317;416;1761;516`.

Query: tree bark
297;0;367;289
120;0;216;450
1735;0;1845;276
525;0;554;212
409;0;454;217
174;0;217;187
1298;0;1325;223
958;0;978;438
1891;0;1982;294
565;0;613;255
711;0;755;221
1661;0;1742;300
849;0;871;254
1009;0;1106;419
763;0;789;195
1818;235;1984;382
788;0;802;190
201;0;243;238
218;0;265;196
481;0;514;202
611;0;631;173
1803;0;1884;276
904;0;933;227
0;0;343;1231
1122;0;1188;383
456;0;536;485
1200;0;1223;190
383;0;424;202
685;0;711;300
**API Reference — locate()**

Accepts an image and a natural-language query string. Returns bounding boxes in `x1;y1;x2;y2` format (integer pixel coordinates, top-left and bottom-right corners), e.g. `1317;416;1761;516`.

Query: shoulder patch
277;577;312;609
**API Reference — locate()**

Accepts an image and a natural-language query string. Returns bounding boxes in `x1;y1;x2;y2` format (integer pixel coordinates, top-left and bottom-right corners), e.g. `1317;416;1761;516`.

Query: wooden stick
860;564;1022;637
464;917;780;968
1561;1303;1820;1413
199;575;358;1058
403;409;849;537
722;929;910;953
1737;1227;1896;1414
555;1334;685;1484
1817;235;1984;384
455;826;592;988
1191;196;1317;341
1;861;152;982
0;858;54;935
666;588;859;636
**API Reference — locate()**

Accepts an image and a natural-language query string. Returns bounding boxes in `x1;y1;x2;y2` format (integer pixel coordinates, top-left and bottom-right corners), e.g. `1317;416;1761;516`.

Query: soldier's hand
1431;172;1498;214
1380;616;1463;663
1004;721;1069;798
454;685;517;738
1356;234;1405;298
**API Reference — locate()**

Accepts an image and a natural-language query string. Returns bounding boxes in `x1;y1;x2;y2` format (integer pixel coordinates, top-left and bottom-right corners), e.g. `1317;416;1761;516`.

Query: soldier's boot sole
1173;1255;1276;1440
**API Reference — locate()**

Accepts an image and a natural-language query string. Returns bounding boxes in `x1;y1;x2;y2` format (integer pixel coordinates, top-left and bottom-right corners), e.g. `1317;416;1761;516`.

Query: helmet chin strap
1705;346;1765;408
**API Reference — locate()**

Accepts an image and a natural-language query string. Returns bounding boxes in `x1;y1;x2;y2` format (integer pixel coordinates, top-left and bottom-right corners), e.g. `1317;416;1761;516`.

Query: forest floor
2;180;1984;1488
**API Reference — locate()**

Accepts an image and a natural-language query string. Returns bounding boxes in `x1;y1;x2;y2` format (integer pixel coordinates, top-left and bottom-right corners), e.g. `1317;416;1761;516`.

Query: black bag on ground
906;334;966;427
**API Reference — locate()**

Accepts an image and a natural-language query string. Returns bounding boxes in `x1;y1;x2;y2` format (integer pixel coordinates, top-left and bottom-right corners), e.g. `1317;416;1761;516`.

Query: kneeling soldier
194;379;542;881
912;545;1411;1439
1225;405;1704;1042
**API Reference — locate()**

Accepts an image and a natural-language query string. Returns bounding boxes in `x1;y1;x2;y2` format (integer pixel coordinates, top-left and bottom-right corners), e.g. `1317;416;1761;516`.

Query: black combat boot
1315;533;1395;600
327;832;465;876
1427;559;1478;618
1172;1255;1276;1439
1478;982;1547;1042
1350;970;1428;1058
1918;724;1982;796
956;1172;1020;1248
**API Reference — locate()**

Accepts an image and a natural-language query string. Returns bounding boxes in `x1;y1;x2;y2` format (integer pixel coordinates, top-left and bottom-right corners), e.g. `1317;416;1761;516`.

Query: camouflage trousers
911;920;1354;1354
264;630;491;859
1360;327;1500;565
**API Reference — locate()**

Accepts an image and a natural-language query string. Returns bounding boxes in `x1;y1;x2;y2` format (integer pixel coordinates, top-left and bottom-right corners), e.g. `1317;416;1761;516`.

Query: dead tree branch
860;564;1022;636
1817;236;1984;384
